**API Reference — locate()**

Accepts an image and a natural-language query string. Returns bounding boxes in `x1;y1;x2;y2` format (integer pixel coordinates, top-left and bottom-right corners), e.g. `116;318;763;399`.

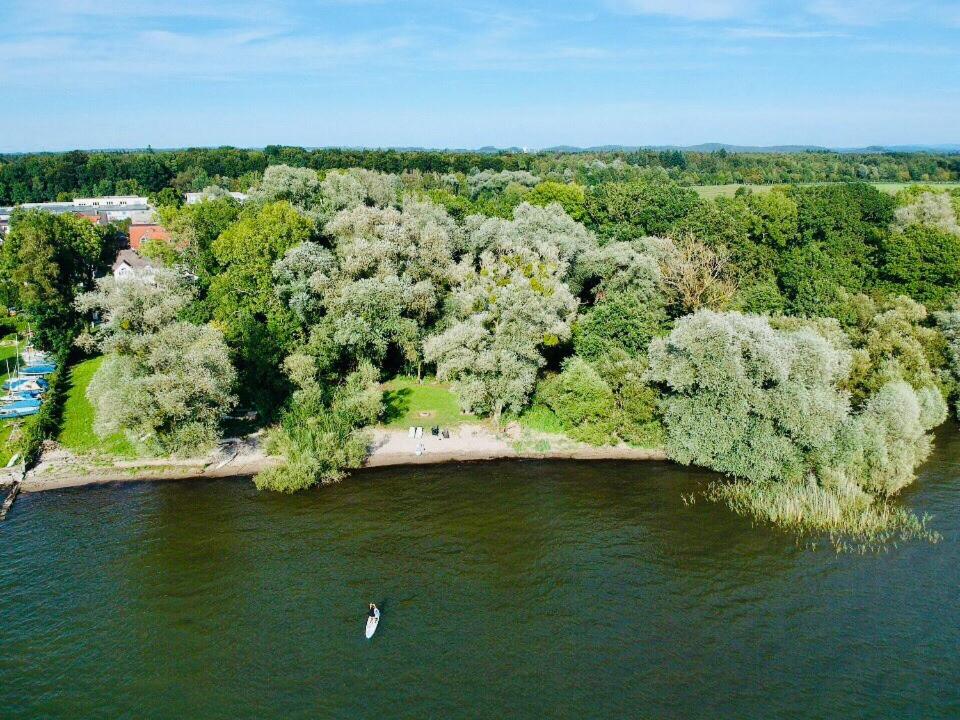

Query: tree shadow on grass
381;387;413;424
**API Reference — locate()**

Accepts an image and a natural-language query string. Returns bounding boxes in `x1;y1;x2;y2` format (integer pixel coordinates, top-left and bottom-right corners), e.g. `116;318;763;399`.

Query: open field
58;356;135;457
691;181;960;199
381;376;478;429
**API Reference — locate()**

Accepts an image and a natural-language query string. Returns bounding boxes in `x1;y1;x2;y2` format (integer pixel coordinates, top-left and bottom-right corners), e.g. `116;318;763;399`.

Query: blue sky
1;0;957;151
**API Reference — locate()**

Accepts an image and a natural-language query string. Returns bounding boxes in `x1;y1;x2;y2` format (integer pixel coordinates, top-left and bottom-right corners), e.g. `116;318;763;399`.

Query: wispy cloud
725;27;848;39
608;0;755;21
804;0;917;25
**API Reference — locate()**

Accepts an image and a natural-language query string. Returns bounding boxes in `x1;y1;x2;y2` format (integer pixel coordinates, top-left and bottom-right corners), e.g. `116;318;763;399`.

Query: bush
254;363;383;492
538;358;618;445
256;405;370;492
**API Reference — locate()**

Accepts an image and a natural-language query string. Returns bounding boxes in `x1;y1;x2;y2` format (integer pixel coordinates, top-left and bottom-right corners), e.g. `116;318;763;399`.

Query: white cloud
804;0;917;25
725;27;847;38
609;0;755;21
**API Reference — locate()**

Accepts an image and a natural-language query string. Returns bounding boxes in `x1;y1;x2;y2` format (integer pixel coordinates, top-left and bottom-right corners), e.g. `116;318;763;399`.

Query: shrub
255;362;383;492
573;291;668;361
538;357;618;445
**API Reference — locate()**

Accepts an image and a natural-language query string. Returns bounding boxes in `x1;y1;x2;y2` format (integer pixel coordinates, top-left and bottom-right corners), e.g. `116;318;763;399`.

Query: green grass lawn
0;421;20;467
0;334;27;466
691;181;960;199
380;376;478;429
0;333;25;384
58;356;136;457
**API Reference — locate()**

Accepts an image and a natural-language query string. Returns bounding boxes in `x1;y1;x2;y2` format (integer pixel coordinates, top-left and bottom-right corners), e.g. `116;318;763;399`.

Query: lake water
2;431;960;719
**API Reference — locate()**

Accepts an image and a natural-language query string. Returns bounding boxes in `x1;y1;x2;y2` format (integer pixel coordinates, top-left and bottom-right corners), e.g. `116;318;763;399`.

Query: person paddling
365;602;381;639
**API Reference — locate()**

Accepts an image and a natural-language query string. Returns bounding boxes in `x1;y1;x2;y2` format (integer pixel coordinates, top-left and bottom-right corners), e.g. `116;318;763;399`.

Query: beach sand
19;426;667;493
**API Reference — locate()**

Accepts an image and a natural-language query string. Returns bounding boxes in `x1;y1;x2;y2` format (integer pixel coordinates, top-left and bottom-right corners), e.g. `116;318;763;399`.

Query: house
112;249;156;282
129;224;171;251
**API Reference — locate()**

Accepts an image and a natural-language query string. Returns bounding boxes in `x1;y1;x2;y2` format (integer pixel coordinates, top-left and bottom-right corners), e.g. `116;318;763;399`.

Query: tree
878;224;960;308
287;199;461;377
466;170;540;198
87;323;237;455
647;311;852;484
464;202;593;270
77;273;236;455
934;299;960;413
778;242;868;320
893;191;960;236
573;290;668;361
844;295;951;403
584;175;699;239
745;189;798;250
75;270;192;352
658;233;737;314
158;196;241;300
255;360;382;492
319;168;400;211
539;357;618;445
209;201;315;412
1;210;116;351
648;310;948;536
526;181;587;222
250;164;323;211
425;241;578;424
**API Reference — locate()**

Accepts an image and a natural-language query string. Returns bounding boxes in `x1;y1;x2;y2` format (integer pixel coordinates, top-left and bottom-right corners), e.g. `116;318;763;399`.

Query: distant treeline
1;146;958;205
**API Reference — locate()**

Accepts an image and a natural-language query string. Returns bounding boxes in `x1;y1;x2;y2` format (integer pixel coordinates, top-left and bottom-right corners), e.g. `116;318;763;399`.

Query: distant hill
538;143;960;155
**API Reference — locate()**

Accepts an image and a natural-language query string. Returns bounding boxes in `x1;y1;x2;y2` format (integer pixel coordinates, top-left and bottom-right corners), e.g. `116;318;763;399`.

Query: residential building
129;224;171;251
112;249;156;282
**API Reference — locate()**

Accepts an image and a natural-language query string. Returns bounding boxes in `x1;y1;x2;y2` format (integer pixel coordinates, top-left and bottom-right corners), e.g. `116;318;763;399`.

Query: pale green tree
425;238;578;423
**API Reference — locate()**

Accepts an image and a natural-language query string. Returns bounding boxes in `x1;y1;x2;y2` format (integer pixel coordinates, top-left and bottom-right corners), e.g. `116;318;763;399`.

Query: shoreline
17;426;668;493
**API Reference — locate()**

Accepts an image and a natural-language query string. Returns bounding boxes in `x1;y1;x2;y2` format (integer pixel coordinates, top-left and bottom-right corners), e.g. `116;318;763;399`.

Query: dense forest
2;151;960;545
1;146;959;205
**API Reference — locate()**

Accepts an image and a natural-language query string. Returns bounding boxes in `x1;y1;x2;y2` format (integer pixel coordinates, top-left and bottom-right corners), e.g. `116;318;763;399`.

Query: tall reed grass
706;478;940;551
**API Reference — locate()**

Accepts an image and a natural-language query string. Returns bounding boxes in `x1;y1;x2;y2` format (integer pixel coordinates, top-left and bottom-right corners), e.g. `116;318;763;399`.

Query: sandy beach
17;425;667;493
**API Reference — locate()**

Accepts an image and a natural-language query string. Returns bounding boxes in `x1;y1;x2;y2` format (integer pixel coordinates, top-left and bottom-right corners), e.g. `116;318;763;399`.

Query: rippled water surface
2;431;960;719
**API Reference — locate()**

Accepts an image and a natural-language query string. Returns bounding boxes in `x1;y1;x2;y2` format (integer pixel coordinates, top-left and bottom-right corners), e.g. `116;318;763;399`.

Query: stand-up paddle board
366;608;380;639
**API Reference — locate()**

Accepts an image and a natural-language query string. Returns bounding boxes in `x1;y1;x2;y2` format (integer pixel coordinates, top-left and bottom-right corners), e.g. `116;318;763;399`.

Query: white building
185;190;248;205
0;195;154;235
73;195;148;208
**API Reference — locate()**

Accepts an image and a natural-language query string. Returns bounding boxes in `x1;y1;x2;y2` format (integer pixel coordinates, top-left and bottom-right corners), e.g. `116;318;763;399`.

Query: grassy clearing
381;376;478;429
58;356;136;457
691;181;960;199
